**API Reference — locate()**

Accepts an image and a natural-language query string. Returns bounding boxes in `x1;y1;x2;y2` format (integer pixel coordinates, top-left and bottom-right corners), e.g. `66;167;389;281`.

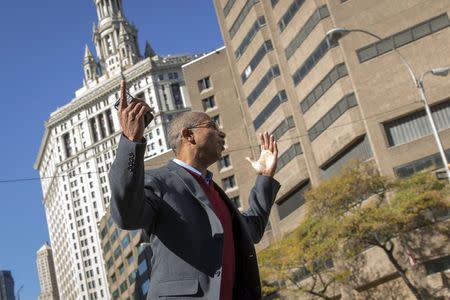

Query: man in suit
109;80;280;299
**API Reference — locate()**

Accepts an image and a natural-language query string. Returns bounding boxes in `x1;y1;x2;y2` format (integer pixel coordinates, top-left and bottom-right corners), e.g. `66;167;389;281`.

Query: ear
181;128;195;144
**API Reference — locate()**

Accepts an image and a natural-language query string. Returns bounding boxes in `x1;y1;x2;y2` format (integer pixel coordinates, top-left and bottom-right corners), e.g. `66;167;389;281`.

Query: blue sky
0;1;223;299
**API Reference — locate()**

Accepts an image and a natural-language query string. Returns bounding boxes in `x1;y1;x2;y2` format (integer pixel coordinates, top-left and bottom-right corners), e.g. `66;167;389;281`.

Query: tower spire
91;0;141;76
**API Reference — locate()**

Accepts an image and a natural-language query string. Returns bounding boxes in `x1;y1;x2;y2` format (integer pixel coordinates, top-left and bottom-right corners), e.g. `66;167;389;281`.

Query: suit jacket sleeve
108;135;162;232
242;175;281;243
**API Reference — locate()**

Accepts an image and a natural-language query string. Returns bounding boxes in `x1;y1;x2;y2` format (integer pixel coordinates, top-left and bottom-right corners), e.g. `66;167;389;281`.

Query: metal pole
417;81;450;182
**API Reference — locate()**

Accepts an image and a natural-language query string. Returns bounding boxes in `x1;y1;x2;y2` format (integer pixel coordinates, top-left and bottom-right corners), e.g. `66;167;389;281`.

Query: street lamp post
326;28;450;183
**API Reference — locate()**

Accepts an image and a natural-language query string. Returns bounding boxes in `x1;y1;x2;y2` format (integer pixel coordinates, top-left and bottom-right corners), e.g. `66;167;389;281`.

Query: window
128;271;137;284
114;246;122;259
63;133;73;158
241;40;273;83
222;176;236;190
111;229;119;243
278;0;306;32
272;116;296;140
98;114;107;139
118;263;125;274
89;118;99;143
223;0;236;17
308;93;358;141
197;77;211;91
277;181;310;219
357;14;450;62
247;65;280;106
218;155;231;169
235;16;266;59
285;5;329;59
424;255;450;275
300;63;348;113
253;90;287;130
120;280;128;293
212;115;221;126
384;100;450;146
292;38;335;86
394;148;450;178
276;143;302;172
320;135;373;180
229;0;259;39
202;96;216;111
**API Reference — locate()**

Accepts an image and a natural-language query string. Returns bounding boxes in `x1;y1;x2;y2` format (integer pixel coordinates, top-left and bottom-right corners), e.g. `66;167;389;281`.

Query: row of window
241;40;274;83
285;5;329;60
394;148;450;178
357;13;450;63
277;180;310;220
235;16;266;60
308;93;358;141
223;0;236;17
278;0;306;32
247;65;280;106
300;63;348;113
253;90;287;130
384;100;450;147
319;135;373;181
276;143;302;173
229;0;259;39
292;37;334;86
272;116;296;140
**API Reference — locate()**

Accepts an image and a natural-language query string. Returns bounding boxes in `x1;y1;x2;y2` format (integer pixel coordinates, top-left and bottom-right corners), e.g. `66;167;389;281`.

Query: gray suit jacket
109;136;280;299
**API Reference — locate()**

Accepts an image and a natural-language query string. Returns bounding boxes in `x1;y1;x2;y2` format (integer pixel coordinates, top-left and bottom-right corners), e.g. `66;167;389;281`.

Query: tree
259;161;449;299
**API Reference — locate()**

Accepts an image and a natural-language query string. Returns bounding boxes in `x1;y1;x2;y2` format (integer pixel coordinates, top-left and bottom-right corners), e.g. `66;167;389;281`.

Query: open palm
246;132;278;177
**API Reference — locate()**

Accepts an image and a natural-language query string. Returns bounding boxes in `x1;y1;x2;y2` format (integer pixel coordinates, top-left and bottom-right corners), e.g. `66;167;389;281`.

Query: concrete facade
203;0;450;297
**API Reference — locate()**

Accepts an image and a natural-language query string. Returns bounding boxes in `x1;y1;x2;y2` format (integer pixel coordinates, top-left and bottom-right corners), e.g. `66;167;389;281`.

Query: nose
218;130;226;138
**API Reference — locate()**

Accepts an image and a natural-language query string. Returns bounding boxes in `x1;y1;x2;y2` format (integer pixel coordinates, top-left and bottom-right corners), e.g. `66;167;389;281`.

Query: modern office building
0;270;15;300
36;243;60;300
34;1;195;299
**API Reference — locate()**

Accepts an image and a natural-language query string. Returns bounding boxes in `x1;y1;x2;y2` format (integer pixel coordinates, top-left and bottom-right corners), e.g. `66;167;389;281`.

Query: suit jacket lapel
166;161;223;236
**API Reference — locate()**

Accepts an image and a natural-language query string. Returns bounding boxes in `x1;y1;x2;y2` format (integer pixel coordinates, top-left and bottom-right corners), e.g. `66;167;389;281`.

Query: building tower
92;0;141;77
0;270;15;300
34;2;196;299
37;243;60;300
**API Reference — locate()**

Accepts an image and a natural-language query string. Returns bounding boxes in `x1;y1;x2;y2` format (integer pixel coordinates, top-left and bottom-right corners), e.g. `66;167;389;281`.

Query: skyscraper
0;270;15;300
36;243;60;300
34;1;195;299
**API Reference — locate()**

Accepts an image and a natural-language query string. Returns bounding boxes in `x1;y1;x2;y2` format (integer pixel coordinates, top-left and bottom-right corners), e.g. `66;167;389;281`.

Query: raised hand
118;80;153;142
246;132;278;177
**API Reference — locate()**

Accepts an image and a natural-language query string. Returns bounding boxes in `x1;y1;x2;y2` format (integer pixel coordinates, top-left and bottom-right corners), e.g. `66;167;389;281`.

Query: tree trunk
381;244;424;300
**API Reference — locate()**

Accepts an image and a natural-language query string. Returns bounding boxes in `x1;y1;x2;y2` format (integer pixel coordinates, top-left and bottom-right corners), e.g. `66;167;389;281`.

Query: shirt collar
172;159;214;183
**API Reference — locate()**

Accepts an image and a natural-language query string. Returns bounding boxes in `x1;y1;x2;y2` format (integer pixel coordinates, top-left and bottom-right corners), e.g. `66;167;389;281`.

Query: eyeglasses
187;121;220;131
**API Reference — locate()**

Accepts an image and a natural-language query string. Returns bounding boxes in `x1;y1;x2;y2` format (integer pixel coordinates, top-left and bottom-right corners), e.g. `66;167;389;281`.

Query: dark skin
118;80;278;177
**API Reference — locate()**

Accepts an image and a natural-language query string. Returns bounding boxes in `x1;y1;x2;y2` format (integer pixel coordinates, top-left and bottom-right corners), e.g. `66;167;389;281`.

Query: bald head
168;111;210;155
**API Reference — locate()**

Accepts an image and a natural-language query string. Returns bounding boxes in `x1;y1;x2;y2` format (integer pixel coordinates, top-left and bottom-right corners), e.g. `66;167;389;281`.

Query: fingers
259;132;271;150
269;134;275;153
119;80;127;111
